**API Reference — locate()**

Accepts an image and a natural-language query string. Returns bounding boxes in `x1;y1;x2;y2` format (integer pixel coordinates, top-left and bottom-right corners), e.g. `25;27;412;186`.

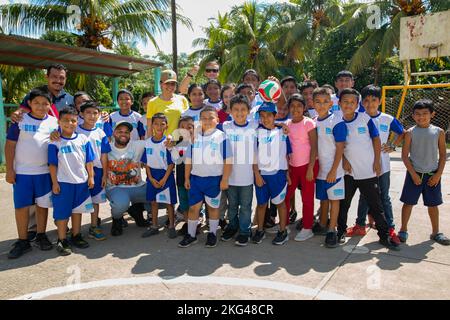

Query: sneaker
88;226;106;241
272;230;289;245
296;218;303;231
128;203;149;227
120;217;128;228
337;232;346;244
379;237;400;251
289;209;297;225
111;218;123;236
178;234;197;248
35;233;53;250
264;216;276;229
252;230;266;244
312;222;328;236
325;231;338;248
177;223;188;236
235;234;249;247
219;219;228;230
8;239;32;259
142;226;159;238
430;233;450;246
168;227;177;239
71;233;90;249
221;227;238;242
346;224;367;237
205;232;218;248
389;228;400;245
398;230;408;243
56;239;72;256
295;228;314;242
27;230;37;242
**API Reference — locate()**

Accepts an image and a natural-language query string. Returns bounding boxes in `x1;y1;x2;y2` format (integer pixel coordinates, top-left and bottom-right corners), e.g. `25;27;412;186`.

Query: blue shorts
316;178;345;201
52;182;94;220
189;175;222;208
255;170;287;205
91;167;107;204
13;174;52;209
146;169;177;205
400;171;443;207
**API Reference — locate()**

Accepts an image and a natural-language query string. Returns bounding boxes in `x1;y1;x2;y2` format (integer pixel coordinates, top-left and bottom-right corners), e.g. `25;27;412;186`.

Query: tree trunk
171;0;178;77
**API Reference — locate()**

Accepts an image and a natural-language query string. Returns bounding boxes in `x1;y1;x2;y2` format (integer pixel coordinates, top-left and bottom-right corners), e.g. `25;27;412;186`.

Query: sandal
398;231;408;243
431;233;450;246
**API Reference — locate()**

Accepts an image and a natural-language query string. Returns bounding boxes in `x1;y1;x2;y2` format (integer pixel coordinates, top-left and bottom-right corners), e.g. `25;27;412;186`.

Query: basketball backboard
399;10;450;61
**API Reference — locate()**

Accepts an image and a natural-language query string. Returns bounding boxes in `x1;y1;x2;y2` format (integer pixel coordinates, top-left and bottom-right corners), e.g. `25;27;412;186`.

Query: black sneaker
35;233;53;251
235;234;249;247
8;239;32;259
289;209;297;225
120;217;128;228
325;231;338;248
178;234;198;248
56;239;72;256
337;231;346;244
296;218;303;231
128;203;149;227
379;237;400;251
219;219;228;230
71;233;90;249
312;222;328;236
272;230;289;245
177;223;187;236
111;218;123;236
221;227;238;242
27;230;37;242
252;230;266;244
142;226;159;238
205;232;218;248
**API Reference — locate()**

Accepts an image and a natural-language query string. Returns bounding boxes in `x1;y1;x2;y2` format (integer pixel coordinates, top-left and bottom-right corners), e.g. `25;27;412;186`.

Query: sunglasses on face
205;69;219;73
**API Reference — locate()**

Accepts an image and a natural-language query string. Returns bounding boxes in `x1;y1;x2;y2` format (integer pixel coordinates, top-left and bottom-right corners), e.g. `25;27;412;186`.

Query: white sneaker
295;229;314;242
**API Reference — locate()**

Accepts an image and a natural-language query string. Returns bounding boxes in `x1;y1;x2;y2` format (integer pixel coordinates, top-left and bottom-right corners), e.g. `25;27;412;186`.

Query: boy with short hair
337;88;399;250
141;113;178;239
399;100;449;245
110;89;145;140
348;85;405;243
49;107;95;256
5;88;58;259
235;83;263;120
331;71;365;113
220;95;258;246
77;101;111;241
252;102;292;245
299;80;319;118
178;106;232;248
313;87;347;248
138;92;154;136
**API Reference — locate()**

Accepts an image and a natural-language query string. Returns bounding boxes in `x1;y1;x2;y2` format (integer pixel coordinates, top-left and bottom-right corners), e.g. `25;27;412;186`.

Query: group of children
5;68;449;259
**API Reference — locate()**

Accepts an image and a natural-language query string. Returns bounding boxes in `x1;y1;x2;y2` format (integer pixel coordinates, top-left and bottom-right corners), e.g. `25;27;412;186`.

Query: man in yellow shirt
146;70;189;137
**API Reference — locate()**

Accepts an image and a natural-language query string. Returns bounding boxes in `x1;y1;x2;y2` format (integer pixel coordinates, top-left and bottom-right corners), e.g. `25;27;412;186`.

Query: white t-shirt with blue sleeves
6;113;58;175
368;111;404;175
256;126;292;175
204;99;222;110
316;113;347;180
138;113;148;137
48;133;95;184
343;112;379;180
110;110;144;140
221;120;258;186
76;125;111;169
182;106;204;125
186;129;232;177
141;136;174;170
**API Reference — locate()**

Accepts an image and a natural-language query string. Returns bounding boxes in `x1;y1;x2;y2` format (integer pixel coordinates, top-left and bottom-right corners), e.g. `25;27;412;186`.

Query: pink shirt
287;117;316;167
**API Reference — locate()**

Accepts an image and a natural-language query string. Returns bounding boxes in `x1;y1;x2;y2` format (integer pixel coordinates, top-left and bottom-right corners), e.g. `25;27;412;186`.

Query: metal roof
0;34;163;77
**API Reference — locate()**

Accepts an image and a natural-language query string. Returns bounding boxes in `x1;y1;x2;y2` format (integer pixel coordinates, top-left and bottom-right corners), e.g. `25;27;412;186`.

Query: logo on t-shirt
229;134;242;142
380;124;389;132
158;194;167;201
334;189;344;197
357;127;367;134
60;145;73;154
85;202;94;211
209;141;219;151
159;150;165;158
24;124;38;133
146;148;153;155
325;127;332;135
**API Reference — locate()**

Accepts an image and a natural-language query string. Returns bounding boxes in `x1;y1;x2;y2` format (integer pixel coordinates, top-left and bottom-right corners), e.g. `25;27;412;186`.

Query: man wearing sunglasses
179;61;220;95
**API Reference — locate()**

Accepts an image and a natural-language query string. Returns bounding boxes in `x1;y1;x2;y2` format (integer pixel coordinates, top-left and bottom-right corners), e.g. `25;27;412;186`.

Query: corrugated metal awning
0;34;163;77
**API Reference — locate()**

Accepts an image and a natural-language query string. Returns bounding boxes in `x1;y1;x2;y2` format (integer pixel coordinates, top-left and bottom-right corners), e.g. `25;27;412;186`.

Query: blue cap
257;102;277;114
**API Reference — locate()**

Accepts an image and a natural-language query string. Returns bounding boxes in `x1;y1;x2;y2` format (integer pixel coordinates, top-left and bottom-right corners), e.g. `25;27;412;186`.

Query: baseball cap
257;102;277;114
161;69;178;84
114;121;133;132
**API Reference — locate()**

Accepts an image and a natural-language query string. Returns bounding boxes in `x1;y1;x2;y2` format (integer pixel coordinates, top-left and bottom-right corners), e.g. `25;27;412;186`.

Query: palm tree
0;0;191;50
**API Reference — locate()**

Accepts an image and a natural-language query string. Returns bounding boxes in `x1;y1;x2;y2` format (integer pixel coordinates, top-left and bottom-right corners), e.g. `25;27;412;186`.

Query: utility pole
171;0;178;76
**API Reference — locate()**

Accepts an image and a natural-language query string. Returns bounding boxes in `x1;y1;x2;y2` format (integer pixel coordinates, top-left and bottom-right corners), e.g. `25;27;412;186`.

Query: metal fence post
0;72;6;164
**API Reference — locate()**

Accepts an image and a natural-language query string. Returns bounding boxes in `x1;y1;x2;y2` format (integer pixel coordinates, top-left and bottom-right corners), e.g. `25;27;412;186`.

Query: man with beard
106;122;150;236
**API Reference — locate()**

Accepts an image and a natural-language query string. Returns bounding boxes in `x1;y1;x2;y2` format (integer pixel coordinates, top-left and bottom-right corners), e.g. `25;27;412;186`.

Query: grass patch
0;164;5;174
